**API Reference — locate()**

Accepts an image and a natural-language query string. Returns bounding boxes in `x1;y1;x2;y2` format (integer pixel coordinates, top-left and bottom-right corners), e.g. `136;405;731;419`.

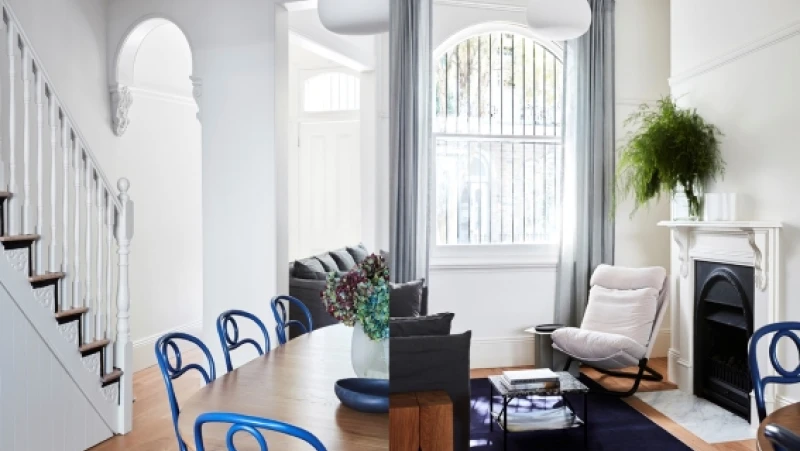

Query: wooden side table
390;391;453;451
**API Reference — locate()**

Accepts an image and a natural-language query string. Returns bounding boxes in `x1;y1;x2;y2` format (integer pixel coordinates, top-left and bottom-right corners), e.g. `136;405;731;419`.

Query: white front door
289;120;362;260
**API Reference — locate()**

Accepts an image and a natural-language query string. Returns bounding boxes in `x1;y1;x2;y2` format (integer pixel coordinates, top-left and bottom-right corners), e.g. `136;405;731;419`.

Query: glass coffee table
488;371;589;450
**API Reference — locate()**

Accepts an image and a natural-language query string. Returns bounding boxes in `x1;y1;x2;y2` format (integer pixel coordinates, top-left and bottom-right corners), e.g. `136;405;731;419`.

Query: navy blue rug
470;377;692;450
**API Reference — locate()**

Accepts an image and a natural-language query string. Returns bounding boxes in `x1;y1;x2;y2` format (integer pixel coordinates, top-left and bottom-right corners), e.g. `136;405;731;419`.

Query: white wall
671;0;800;402
114;22;203;371
429;0;672;368
108;0;289;372
614;0;672;357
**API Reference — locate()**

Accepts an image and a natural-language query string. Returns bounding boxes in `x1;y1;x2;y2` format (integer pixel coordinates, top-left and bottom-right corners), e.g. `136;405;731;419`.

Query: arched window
303;71;361;113
434;30;563;245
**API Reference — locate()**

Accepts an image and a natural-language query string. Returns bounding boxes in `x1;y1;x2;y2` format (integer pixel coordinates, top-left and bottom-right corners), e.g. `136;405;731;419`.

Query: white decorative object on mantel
110;84;133;137
318;0;390;35
703;193;738;221
658;220;782;427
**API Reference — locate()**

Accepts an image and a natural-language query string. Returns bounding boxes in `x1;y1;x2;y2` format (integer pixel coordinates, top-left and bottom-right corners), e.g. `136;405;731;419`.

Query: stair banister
21;44;30;234
34;62;43;273
115;178;133;433
6;19;15;235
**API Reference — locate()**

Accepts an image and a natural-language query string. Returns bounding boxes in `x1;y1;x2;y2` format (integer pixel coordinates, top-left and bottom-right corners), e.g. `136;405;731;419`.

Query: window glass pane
434;31;562;245
303;72;360;112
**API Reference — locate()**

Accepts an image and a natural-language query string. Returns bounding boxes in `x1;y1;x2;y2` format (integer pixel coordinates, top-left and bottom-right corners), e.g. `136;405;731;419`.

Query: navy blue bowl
334;378;389;414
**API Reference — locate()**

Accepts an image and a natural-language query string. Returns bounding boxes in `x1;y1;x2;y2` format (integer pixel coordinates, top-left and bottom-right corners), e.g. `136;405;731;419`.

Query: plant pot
672;183;704;221
351;322;389;379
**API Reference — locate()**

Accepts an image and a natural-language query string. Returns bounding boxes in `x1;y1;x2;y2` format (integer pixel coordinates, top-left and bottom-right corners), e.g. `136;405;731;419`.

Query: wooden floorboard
472;357;757;451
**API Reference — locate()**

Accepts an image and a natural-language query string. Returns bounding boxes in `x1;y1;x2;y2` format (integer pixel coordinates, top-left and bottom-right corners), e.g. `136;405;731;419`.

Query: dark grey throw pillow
314;253;339;272
389;279;425;317
390;312;454;337
293;258;327;280
346;243;369;264
330;248;357;271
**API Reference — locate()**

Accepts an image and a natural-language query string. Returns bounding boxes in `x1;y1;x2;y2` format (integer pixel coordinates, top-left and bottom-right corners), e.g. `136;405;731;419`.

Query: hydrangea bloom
322;254;389;341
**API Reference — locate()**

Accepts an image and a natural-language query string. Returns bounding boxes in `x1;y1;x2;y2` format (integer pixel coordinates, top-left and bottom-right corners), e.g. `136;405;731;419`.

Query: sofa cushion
330;248;357;271
552;327;646;369
314;253;339;272
389;279;425;318
346;244;369;264
390;312;454;337
293;258;328;280
581;285;659;346
390;331;471;451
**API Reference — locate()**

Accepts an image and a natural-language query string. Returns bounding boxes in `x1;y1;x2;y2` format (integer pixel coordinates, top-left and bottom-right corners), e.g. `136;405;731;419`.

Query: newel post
114;178;134;434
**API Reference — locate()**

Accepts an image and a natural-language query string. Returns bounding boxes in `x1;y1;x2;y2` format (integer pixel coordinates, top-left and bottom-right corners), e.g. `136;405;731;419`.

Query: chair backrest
271;295;313;345
584;265;668;356
194;412;328;451
155;332;217;451
749;322;800;422
765;424;800;451
217;310;272;372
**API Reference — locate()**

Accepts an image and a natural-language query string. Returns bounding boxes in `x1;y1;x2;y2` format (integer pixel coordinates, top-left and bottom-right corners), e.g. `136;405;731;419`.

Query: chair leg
585;359;656;398
562;357;573;372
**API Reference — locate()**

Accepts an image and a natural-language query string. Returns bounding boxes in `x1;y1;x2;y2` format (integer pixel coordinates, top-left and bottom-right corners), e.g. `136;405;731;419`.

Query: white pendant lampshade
527;0;592;41
318;0;390;35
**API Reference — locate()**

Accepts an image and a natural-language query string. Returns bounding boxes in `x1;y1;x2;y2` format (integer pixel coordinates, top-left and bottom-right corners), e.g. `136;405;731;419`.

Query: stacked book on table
499;368;561;391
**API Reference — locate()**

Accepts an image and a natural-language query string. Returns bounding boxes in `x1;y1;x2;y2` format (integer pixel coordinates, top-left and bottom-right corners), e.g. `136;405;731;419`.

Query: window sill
429;244;559;271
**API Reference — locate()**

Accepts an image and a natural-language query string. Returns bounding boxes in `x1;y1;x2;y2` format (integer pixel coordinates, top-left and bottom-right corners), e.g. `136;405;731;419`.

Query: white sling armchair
551;264;669;397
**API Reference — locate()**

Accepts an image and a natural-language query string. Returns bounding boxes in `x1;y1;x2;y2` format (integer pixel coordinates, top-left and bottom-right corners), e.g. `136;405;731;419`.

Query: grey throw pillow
346;243;370;264
389;279;425;317
330;248;357;271
293;258;327;280
314;253;339;272
390;312;454;337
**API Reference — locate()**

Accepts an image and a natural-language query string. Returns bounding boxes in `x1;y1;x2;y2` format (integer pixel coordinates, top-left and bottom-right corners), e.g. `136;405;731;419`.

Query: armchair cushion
552;328;646;369
581;286;660;346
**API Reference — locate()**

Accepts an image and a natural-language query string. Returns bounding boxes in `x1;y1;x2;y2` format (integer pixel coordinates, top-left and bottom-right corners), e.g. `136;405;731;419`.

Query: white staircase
0;2;134;449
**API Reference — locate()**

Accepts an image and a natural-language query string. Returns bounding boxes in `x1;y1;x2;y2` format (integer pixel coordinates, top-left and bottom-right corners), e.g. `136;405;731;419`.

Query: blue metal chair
194;412;328;451
270;295;313;345
749;322;800;422
155;332;217;451
216;309;272;372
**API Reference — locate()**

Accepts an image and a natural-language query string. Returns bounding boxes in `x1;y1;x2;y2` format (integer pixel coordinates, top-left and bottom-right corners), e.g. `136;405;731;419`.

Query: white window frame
429;23;563;269
299;67;361;115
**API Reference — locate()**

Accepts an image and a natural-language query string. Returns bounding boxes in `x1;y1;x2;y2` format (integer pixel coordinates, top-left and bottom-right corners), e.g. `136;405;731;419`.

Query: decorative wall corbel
110;84;133;136
190;76;202;122
744;229;768;291
673;228;689;278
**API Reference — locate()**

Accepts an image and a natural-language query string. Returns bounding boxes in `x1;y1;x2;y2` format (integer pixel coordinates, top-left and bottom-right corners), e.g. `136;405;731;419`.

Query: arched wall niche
110;16;199;136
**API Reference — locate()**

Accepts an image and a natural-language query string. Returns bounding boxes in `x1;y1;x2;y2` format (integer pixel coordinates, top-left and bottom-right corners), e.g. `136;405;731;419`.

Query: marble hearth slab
636;390;754;443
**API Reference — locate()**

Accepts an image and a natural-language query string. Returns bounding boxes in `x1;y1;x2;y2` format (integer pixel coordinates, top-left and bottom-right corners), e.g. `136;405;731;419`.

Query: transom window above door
433;30;563;246
303;71;361;113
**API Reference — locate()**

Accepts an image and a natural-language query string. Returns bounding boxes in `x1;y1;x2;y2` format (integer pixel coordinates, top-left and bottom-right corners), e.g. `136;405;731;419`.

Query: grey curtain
389;0;433;283
554;0;616;327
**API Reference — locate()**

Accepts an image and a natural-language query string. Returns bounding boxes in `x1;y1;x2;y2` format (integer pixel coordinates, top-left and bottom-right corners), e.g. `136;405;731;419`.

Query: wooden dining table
177;324;389;450
757;403;800;451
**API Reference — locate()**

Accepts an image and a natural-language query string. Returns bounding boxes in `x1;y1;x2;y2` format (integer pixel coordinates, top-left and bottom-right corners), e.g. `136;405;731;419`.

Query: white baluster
95;187;103;341
48;95;57;273
72;141;81;308
7;21;17;236
21;46;31;235
85;161;93;343
104;194;113;375
61;119;70;310
115;178;133;433
34;66;43;273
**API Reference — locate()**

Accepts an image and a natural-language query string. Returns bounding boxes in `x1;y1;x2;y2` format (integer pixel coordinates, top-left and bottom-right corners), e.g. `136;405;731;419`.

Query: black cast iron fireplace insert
693;260;755;419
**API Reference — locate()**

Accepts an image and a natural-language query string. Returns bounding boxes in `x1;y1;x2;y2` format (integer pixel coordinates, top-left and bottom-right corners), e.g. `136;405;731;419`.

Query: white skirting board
132;320;203;371
470;329;672;369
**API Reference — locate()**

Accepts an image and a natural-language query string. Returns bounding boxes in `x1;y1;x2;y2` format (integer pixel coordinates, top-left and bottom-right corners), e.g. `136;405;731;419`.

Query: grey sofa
288;244;428;339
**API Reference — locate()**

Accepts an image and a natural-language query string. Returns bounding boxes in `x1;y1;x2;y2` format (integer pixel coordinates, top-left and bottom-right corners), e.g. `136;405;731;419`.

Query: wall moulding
110;84;133;136
669;19;800;87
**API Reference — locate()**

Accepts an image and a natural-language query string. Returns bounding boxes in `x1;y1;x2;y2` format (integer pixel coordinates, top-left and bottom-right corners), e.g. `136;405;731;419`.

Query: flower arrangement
322;254;389;341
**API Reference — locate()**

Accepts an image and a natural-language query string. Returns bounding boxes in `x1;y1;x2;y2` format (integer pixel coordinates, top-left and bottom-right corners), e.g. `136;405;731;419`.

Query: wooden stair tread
0;234;40;243
102;369;123;386
80;339;111;355
0;191;12;198
55;306;89;320
30;272;65;284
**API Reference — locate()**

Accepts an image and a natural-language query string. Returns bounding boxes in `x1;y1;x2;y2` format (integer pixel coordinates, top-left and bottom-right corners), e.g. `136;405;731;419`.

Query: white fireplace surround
659;220;782;427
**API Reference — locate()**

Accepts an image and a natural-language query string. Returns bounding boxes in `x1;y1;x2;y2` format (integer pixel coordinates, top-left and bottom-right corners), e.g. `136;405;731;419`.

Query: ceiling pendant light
527;0;592;41
318;0;390;35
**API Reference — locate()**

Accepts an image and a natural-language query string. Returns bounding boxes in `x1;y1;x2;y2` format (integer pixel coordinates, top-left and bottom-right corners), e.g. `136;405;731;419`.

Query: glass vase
351;321;389;379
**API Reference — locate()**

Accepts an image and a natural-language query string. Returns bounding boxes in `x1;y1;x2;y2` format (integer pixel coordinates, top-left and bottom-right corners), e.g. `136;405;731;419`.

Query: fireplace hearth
693;260;754;418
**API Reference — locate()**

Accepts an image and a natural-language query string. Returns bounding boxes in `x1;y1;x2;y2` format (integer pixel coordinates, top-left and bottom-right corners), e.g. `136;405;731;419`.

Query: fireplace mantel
658;220;782;425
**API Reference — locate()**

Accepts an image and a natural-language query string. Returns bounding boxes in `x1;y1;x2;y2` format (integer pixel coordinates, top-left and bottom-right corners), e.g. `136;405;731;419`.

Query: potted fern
616;96;724;219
